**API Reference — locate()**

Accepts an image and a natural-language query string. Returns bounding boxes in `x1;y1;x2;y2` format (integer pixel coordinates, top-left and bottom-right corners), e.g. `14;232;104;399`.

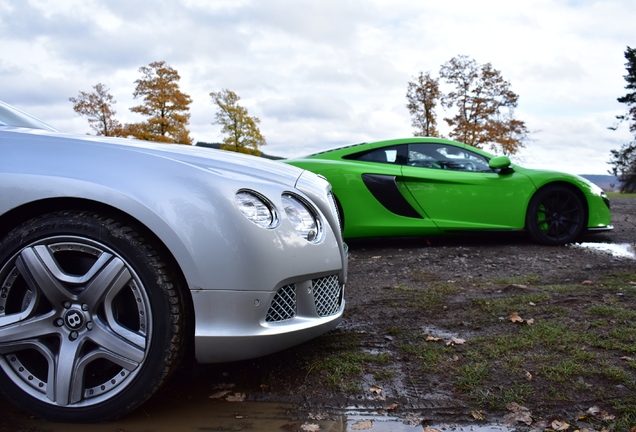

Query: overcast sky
1;0;634;174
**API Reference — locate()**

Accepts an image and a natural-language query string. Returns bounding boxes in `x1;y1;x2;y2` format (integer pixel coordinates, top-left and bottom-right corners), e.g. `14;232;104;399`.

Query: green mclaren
285;137;612;245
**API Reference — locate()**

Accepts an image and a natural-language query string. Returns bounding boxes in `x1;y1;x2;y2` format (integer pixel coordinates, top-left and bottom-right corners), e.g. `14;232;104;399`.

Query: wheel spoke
79;256;126;305
0;311;57;343
17;247;74;305
53;337;84;405
88;320;145;363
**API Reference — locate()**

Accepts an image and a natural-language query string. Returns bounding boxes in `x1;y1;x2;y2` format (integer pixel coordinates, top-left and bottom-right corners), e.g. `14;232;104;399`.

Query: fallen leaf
226;392;245;402
451;336;466;345
551;419;570;430
504;402;533;426
386;403;399;410
525;318;535;325
471;410;484;420
209;390;231;399
423;428;442;432
426;335;443;342
301;423;321;431
508;312;524;323
350;419;373;430
525;370;533;381
370;386;382;394
529;301;536;306
582;280;594;285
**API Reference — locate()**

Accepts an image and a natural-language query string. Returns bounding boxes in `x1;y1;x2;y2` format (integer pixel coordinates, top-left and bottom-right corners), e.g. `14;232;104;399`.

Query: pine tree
609;47;636;193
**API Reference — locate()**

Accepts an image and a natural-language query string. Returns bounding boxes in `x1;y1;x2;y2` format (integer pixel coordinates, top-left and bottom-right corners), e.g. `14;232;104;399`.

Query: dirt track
1;197;635;431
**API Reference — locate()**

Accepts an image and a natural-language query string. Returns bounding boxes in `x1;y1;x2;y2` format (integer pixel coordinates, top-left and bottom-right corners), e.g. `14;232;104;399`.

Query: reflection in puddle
20;400;514;431
571;242;636;259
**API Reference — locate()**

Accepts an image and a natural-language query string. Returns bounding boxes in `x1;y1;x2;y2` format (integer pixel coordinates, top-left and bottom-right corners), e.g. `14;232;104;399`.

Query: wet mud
1;197;635;431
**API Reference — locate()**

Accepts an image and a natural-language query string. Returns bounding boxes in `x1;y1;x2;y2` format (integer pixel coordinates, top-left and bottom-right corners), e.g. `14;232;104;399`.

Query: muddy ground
1;197;635;431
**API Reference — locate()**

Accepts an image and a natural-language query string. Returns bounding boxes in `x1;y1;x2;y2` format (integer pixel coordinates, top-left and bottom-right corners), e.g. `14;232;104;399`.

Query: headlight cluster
235;191;324;243
235;191;278;228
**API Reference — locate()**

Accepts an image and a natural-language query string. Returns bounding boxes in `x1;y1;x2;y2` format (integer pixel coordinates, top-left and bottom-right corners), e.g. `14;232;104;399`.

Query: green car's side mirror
489;156;511;170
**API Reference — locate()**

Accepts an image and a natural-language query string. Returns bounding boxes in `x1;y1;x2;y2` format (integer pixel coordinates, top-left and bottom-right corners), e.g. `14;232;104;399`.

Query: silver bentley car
0;101;347;422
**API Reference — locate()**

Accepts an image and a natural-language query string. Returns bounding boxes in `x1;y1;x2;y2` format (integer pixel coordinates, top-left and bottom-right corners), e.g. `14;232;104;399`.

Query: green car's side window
349;146;401;164
407;143;493;172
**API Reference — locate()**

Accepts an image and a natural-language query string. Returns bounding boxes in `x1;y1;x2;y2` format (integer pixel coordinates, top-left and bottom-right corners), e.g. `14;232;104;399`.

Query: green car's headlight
236;191;278;228
282;193;323;243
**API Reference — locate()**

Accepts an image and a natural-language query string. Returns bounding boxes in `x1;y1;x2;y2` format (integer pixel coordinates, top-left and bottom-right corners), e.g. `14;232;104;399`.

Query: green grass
607;191;636;198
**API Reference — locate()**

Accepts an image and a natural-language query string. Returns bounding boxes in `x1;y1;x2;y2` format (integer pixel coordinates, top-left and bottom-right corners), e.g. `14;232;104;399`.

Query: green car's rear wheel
526;185;585;245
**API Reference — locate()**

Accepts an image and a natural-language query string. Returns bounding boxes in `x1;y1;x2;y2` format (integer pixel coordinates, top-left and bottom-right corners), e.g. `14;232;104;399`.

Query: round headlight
235;191;277;228
281;194;323;243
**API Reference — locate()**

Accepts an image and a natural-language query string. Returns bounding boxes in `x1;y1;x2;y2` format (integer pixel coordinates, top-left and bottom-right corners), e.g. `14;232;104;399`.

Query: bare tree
69;83;124;136
406;71;440;137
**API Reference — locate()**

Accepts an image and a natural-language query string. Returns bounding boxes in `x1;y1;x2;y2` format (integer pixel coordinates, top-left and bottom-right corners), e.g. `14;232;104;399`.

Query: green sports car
285;137;612;245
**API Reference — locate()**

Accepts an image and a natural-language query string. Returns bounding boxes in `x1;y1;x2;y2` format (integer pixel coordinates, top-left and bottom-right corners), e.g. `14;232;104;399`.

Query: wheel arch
0;197;196;354
525;181;590;229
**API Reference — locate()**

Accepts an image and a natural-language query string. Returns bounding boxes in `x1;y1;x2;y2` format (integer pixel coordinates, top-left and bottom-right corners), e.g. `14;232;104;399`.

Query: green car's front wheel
526;185;585;245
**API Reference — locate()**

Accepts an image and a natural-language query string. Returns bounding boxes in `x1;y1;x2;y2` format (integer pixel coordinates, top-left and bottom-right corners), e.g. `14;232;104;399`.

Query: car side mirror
489;156;511;170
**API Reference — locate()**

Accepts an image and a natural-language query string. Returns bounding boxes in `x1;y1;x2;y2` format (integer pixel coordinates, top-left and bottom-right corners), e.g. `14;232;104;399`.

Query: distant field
608;192;636;198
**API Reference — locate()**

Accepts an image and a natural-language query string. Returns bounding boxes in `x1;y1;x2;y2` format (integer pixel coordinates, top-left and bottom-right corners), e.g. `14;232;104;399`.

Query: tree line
70;61;266;155
71;54;636;192
406;55;528;156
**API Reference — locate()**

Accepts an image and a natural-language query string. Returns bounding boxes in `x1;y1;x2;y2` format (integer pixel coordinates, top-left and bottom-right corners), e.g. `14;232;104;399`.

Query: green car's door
399;143;537;231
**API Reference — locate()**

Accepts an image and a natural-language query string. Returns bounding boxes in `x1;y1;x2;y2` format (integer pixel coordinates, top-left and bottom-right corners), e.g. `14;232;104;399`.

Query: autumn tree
406;71;440;137
128;61;193;144
69;83;124;136
608;46;636;193
210;89;266;156
439;55;528;155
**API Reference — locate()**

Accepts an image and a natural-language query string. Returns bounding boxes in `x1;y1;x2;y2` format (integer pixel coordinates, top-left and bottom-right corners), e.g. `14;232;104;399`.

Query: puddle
20;400;515;432
570;242;636;259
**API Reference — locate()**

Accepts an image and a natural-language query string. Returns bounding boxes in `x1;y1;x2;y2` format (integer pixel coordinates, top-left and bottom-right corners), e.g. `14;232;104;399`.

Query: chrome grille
312;274;342;317
266;284;296;322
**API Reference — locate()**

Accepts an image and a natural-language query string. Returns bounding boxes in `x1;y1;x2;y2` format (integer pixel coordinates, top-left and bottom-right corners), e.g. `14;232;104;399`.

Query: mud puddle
570;242;636;259
21;400;514;431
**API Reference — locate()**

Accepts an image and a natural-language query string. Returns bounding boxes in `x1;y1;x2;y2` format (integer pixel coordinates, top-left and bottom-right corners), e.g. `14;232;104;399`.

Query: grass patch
329;266;636;428
307;332;395;393
607;191;636;198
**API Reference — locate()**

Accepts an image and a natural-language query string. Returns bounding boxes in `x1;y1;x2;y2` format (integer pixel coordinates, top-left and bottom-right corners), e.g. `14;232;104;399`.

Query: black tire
526;185;586;245
0;211;185;422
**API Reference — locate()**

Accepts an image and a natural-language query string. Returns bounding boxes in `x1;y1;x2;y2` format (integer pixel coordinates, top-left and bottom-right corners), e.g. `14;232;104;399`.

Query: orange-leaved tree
439;55;528;155
128;61;193;144
69;83;125;137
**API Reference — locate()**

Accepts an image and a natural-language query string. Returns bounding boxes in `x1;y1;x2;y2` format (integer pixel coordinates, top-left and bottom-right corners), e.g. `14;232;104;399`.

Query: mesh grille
313;275;342;317
266;284;296;322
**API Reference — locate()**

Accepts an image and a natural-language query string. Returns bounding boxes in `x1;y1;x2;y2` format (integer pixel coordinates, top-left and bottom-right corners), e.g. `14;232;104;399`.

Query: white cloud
0;0;634;174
